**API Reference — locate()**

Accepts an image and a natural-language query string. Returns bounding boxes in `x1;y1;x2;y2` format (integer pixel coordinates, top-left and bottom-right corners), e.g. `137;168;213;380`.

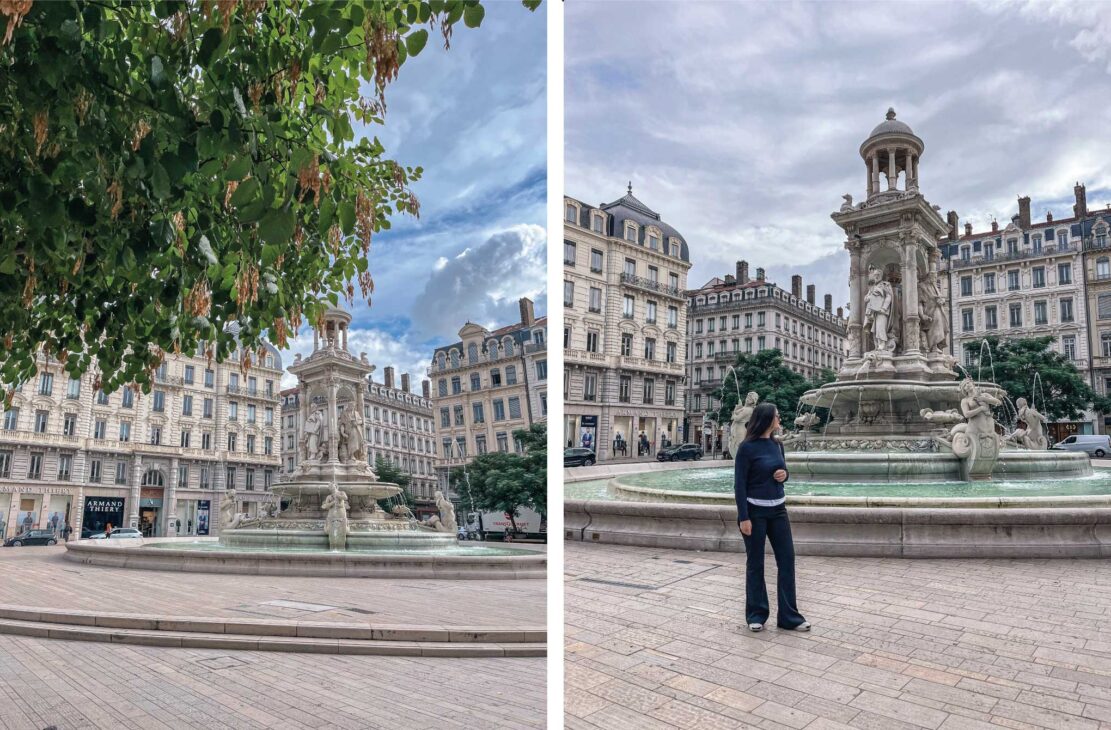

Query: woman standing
734;402;809;633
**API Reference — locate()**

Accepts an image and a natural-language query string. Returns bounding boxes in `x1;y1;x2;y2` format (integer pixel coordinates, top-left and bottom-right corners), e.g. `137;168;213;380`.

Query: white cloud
410;224;547;340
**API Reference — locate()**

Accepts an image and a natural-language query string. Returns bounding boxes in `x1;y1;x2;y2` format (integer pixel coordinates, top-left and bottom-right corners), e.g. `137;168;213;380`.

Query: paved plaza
566;542;1111;730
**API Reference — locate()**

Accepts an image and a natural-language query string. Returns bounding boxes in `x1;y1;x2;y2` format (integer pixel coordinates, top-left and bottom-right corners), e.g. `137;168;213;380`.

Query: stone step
0;605;544;646
0;616;545;657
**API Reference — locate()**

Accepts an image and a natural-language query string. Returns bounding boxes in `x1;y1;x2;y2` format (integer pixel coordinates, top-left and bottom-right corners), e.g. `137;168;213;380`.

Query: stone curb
0;605;544;643
0;617;546;657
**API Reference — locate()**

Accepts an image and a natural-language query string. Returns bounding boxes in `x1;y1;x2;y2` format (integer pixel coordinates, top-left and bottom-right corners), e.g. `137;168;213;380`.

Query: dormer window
961;246;970;262
1096;223;1109;249
591;213;604;233
647;230;660;250
565;202;577;224
1032;234;1043;253
624;223;637;242
669;240;680;257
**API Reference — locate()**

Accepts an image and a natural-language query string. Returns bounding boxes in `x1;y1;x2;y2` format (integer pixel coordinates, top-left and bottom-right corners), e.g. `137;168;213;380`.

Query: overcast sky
565;0;1111;313
282;4;546;387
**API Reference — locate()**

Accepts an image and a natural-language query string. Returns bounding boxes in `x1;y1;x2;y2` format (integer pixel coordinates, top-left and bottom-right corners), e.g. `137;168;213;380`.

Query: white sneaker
748;623;764;632
793;622;811;632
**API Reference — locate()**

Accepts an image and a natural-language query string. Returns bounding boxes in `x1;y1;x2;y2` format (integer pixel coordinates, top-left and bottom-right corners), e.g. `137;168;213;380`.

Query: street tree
373;454;414;511
455;423;546;533
0;0;537;399
712;349;835;432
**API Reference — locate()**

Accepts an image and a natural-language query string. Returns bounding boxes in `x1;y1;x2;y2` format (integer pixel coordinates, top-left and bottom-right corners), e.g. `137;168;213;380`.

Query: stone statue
220;489;244;530
337;407;366;463
942;379;1003;480
302;408;328;462
727;391;760;456
433;490;457;533
846;328;861;359
1006;397;1048;450
794;412;820;430
321;483;349;550
840;193;854;212
917;271;949;353
863;265;894;353
390;504;416;522
920;407;964;425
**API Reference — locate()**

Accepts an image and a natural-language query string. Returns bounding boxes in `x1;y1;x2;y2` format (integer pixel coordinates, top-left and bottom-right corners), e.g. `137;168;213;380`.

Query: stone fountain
220;308;458;550
764;109;1088;482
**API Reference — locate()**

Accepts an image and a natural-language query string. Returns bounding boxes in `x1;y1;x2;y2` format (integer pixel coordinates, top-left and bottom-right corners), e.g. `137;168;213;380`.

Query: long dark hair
743;402;778;444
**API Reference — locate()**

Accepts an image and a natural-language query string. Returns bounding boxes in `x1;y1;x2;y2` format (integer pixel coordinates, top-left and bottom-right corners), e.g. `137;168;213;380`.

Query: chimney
737;260;749;284
964;222;972;236
946;211;959;241
806;284;815;305
991;219;998;233
518;297;535;327
756;267;765;281
724;274;735;285
1074;182;1088;218
384;366;395;389
1047;211;1054;223
1018;196;1031;229
824;293;832;312
791;274;802;298
401;373;410;393
422;379;431;399
836;306;844;319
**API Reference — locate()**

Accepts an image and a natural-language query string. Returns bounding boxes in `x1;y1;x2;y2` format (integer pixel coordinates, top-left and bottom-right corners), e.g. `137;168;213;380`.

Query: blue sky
565;0;1111;312
282;3;547;387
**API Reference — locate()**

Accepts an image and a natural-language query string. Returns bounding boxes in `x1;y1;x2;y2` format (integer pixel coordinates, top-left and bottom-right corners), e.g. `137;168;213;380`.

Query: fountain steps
0;606;545;657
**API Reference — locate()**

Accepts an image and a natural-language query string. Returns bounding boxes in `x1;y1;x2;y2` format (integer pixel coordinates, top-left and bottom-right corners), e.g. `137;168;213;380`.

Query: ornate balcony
619;273;685;300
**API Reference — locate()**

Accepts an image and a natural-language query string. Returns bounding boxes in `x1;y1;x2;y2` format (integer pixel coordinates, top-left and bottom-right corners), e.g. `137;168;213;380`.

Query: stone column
313;330;319;351
165;456;179;537
866;159;873;197
847;244;864;358
328;376;339;463
128;454;143;529
887;148;896;191
901;239;921;355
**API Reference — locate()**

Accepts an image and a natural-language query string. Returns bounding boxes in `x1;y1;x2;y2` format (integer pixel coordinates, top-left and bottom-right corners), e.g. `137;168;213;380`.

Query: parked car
657;443;704;462
1052;434;1111;458
108;527;143;540
3;530;58;547
564;447;596;467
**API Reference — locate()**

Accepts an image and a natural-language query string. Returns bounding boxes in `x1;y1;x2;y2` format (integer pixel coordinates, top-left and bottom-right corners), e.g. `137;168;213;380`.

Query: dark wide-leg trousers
741;503;806;628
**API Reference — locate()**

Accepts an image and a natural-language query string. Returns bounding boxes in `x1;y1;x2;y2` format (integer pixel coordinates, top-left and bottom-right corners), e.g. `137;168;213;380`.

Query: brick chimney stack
384;366;395;389
756;267;765;281
836;306;844;319
964;222;972;236
519;297;535;327
724;274;735;285
1074;182;1088;218
737;260;749;284
1047;211;1054;223
401;373;410;393
791;275;802;298
824;293;832;312
422;379;430;399
946;211;959;241
1018;196;1031;229
806;284;815;305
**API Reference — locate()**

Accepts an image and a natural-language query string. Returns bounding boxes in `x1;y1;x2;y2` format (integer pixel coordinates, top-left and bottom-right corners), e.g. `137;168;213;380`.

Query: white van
1051;434;1111;458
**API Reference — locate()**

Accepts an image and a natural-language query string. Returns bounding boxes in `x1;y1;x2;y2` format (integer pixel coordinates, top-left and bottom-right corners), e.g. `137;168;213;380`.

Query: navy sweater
733;437;789;522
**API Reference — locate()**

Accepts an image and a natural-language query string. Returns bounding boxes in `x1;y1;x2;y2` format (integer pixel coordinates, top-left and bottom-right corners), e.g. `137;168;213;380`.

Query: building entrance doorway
139;507;160;537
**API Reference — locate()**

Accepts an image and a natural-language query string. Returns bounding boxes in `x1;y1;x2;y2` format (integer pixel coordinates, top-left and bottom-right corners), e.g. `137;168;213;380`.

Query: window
585;330;599;353
490;369;502;387
583;374;596;402
1063;334;1077;360
119;421;131;441
1103;333;1111;358
66;377;80;399
643;379;654;405
93;419;106;439
28;453;42;479
505;366;517;385
1061;298;1074;323
592;214;603;233
1058;262;1072;285
619;375;631;403
590;249;603;272
181;394;193;417
203;398;213;418
149;425;162;445
265;407;273;425
564;240;576;265
227;432;239;451
115;462;127;485
985;306;998;330
624;259;635;277
1007;238;1018;255
620;333;633;357
1032;234;1042;253
646;301;657;324
1033;266;1045;288
564;202;577;223
229;373;239;390
151;390;165;412
644;338;656;360
88;459;100;483
623;295;635;319
58;454;71;480
38;372;53;396
0;451;8;478
536;360;547;380
668;306;678;328
204;368;214;387
184;365;194;384
960;276;972;297
669;272;679;291
438;379;447;397
34;410;48;433
1009;303;1022;327
665;381;676;406
228;402;238;420
648;232;659;250
624;224;636;242
246;434;256;454
202;431;212;450
492;399;505;421
63;413;76;436
1;408;16;431
178;465;188;487
453;405;464;426
1034;301;1047;325
121;388;134;408
470;373;480;391
589;287;602;313
1099;258;1111;279
472;403;484;423
961;247;970;262
666;342;677;363
456;437;467;458
1008;270;1020;291
226;467;236;488
983;273;995;293
96;389;109;405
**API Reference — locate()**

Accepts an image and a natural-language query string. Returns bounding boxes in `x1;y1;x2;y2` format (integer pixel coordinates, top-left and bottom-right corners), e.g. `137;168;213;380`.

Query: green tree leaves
712;349;835;434
453;423;547;528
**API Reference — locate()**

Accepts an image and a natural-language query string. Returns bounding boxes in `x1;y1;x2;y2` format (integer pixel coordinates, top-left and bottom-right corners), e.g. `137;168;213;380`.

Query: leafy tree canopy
0;0;536;400
373;454;414;511
962;336;1108;422
451;423;546;531
712;349;835;429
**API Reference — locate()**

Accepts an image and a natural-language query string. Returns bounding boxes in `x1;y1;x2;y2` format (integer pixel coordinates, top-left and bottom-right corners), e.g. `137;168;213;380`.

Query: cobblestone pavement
566;542;1111;730
0;547;544;627
0;634;544;729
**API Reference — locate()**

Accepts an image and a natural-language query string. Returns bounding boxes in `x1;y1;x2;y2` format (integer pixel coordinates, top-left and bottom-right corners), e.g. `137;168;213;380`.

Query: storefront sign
0;486;73;494
196;500;210;535
81;497;124;538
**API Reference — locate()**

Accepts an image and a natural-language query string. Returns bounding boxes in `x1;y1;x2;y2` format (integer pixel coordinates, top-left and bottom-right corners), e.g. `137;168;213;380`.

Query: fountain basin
221;525;459;551
782;448;1091;482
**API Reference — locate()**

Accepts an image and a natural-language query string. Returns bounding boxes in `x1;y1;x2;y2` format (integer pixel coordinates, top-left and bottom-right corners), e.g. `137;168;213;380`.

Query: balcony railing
524;342;547;354
946;242;1079;270
565;350;606;366
226;385;279;401
619;273;684;299
619;356;684;374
